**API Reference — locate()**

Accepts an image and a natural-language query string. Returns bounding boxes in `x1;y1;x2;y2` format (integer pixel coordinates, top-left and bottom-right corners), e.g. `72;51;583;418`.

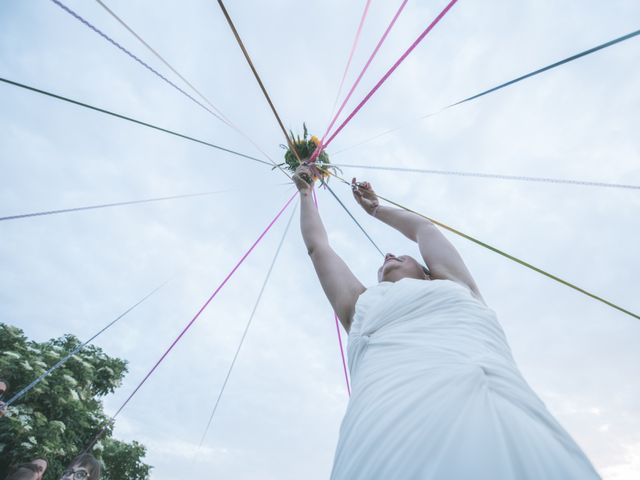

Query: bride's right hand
292;164;315;194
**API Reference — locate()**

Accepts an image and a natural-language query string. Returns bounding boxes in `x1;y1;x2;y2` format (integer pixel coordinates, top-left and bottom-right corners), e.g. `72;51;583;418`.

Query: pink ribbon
112;191;298;418
329;0;373;117
311;0;409;164
335;313;352;396
323;0;459;150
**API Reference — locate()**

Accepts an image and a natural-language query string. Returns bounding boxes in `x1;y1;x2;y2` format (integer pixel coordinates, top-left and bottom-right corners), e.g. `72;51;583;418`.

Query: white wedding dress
331;278;600;479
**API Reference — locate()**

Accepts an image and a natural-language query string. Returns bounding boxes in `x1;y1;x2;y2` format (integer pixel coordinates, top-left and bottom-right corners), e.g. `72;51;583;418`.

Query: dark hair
6;464;39;480
68;453;101;479
421;265;431;277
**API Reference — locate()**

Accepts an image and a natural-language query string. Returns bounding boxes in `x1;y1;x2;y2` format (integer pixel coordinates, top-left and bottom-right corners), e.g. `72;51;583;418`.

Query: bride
292;165;600;479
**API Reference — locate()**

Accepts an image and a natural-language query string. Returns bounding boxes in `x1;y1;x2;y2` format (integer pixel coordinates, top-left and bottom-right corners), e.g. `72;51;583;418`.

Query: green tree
0;323;152;479
101;439;150;480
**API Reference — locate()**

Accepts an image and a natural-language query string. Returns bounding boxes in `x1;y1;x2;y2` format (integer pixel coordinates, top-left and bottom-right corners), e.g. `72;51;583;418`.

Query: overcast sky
1;0;639;478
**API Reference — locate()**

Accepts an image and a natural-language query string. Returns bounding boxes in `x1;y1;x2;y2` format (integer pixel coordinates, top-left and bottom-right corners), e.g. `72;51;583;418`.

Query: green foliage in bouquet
278;123;341;182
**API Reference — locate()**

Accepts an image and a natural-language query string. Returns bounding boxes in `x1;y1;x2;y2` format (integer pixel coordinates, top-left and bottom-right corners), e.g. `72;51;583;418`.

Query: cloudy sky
1;0;639;478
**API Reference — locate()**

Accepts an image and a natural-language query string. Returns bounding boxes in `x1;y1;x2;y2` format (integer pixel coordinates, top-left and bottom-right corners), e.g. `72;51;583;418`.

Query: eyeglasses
61;468;89;480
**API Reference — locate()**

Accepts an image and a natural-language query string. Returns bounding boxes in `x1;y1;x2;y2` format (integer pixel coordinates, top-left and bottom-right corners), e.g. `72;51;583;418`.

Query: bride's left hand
352;178;379;216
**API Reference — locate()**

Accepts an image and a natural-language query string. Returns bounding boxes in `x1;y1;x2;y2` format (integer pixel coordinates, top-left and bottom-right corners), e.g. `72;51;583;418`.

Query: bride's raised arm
294;166;365;331
352;179;483;301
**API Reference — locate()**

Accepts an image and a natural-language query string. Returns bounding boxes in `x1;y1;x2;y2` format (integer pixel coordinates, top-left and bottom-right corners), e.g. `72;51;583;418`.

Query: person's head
378;253;431;283
60;454;101;480
5;466;38;480
0;378;8;398
6;459;47;480
31;459;47;480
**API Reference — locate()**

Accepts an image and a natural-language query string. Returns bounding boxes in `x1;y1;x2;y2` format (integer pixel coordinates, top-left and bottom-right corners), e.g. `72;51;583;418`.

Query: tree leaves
0;323;151;479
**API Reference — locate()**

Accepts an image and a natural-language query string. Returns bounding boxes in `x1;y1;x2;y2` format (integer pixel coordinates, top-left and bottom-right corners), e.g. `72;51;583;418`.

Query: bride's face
378;253;429;282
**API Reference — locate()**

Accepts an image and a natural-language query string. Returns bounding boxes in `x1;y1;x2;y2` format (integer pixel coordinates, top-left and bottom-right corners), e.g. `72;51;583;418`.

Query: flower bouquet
277;123;341;183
